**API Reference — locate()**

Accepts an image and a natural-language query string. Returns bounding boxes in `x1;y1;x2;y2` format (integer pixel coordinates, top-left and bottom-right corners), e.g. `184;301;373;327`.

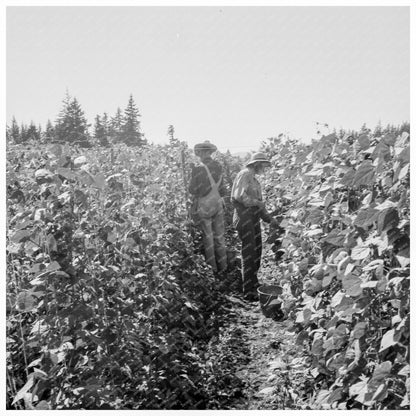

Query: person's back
189;157;225;198
189;141;227;274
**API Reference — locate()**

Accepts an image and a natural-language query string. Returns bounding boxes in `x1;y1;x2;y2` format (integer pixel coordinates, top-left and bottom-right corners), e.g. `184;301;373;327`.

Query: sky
6;5;410;153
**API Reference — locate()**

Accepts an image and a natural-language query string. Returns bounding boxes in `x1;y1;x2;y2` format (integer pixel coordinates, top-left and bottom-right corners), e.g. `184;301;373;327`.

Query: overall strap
202;164;222;192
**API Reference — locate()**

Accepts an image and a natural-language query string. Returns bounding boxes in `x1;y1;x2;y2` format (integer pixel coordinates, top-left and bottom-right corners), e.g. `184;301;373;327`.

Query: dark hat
246;152;271;167
194;140;217;154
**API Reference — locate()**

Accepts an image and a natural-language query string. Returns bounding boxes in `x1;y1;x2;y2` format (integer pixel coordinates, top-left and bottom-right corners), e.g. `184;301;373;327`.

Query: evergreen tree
121;94;144;146
55;90;71;138
168;124;175;142
9;117;21;143
102;112;110;136
27;122;41;141
55;92;90;144
167;124;178;145
360;123;370;134
20;124;28;143
44;119;55;142
110;107;124;143
38;124;43;141
94;114;109;147
94;114;104;139
374;121;383;137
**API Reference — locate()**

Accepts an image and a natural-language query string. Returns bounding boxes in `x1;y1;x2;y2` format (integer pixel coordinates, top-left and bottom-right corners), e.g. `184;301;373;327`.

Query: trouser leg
212;210;227;273
237;214;259;295
199;217;217;272
253;219;262;275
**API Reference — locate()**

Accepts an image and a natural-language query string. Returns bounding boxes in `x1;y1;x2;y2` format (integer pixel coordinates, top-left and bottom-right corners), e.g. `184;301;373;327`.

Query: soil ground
220;295;313;410
217;243;315;410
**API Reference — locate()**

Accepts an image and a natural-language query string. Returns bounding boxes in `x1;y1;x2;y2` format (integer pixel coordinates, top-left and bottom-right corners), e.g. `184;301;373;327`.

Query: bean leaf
351;245;370;261
352;161;375;187
379;329;398;352
16;291;36;313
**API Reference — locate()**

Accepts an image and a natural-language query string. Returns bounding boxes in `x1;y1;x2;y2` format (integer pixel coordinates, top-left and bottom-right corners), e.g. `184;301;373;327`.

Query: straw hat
246;152;271;167
194;140;217;154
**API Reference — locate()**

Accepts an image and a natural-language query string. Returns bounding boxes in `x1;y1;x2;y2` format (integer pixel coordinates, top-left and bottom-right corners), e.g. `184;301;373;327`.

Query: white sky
6;5;410;152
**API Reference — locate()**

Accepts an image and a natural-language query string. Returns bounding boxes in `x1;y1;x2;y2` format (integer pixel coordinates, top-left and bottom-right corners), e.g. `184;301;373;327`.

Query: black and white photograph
4;1;412;411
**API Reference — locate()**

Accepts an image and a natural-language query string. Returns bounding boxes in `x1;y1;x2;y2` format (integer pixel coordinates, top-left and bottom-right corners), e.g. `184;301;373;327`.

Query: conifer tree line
7;91;410;147
6;92;146;147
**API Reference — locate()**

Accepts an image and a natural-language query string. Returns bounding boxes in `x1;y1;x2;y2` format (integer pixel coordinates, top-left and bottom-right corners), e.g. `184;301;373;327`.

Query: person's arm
217;165;226;198
259;207;273;223
188;166;202;196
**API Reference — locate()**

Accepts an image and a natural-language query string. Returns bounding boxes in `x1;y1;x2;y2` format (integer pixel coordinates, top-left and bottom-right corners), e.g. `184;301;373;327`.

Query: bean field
6;130;410;410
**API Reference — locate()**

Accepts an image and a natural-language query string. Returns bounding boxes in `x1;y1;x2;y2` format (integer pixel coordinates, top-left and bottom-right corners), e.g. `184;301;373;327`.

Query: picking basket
257;284;283;318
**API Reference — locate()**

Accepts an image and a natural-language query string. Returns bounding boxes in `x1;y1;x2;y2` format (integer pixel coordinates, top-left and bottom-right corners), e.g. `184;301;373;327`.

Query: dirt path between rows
220;294;312;410
209;235;316;410
215;237;316;410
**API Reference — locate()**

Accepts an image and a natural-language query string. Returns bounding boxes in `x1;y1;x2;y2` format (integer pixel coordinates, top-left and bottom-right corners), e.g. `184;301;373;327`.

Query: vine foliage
7;142;235;409
261;131;410;409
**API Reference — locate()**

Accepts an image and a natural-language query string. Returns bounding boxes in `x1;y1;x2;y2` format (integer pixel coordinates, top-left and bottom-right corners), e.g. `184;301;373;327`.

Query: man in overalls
189;141;227;274
231;152;277;301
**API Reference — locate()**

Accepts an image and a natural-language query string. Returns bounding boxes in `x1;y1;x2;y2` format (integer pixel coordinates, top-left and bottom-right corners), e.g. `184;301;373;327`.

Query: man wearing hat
189;140;227;274
231;152;278;301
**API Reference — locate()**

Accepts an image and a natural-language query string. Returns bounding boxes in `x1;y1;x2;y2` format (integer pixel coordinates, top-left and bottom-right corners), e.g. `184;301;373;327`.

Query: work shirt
188;157;226;198
231;167;272;223
232;167;265;206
